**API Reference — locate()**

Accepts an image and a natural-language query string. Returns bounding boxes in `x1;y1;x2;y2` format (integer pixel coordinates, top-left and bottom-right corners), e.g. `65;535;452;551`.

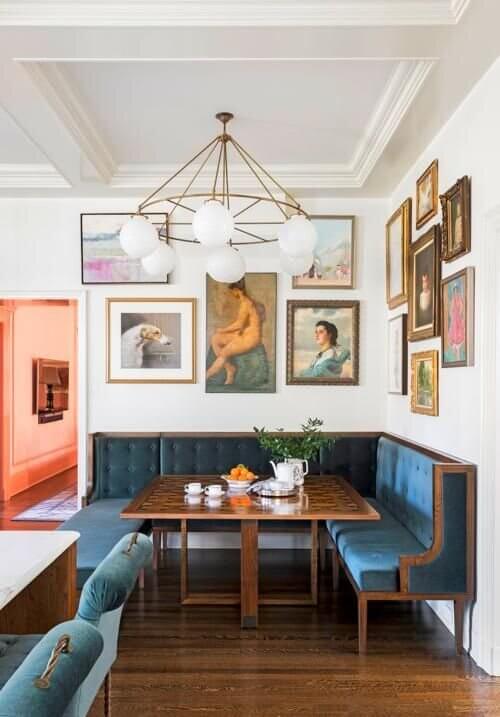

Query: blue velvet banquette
59;432;475;655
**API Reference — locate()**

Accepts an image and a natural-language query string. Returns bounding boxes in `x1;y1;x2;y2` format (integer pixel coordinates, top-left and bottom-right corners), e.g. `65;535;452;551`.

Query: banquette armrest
399;463;475;597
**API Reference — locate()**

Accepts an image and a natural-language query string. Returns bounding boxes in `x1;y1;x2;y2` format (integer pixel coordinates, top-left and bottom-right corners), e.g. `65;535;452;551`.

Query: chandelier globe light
119;112;317;282
206;246;246;283
119;214;160;259
141;242;176;276
280;250;315;277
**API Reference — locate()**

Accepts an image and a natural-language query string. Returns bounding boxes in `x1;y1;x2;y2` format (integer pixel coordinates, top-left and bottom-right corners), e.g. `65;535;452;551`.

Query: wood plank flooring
89;549;500;717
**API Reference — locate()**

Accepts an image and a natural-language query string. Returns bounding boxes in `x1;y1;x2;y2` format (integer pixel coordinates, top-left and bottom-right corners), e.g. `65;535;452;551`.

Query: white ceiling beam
0;1;471;27
21;62;116;184
0;163;69;188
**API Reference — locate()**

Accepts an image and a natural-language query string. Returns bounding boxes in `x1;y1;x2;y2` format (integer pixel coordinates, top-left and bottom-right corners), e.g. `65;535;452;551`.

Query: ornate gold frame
416;159;439;229
411;350;439;416
106;297;197;384
386;198;411;309
286;300;360;386
408;224;441;341
439;176;471;262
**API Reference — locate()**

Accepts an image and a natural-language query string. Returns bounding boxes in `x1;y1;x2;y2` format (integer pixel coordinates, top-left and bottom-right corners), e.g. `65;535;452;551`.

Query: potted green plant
253;418;333;483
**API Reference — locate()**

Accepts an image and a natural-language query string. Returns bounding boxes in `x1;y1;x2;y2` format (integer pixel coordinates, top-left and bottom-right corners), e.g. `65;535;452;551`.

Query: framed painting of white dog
106;298;196;383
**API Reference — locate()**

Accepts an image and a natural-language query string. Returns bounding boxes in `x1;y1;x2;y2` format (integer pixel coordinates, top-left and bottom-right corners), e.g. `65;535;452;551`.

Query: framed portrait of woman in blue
286;300;359;385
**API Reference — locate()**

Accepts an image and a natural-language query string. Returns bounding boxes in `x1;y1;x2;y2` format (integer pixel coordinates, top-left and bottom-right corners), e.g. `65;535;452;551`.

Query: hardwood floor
89;549;500;717
0;467;76;530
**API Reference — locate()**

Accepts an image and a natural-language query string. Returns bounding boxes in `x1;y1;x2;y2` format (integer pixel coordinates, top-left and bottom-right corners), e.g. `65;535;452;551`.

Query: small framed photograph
292;215;355;289
411;350;439;416
106;297;196;384
81;213;169;284
441;267;474;368
386;199;411;308
416;160;438;229
286;300;359;386
388;314;408;395
408;224;441;341
440;176;471;262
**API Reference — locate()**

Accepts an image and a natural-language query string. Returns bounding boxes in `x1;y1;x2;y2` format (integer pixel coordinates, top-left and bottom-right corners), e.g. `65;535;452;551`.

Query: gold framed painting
411;350;439;416
441;267;474;368
386;198;411;308
286;300;359;386
205;273;277;393
416;159;439;229
106;297;196;384
408;224;441;341
292;215;355;289
440;176;471;262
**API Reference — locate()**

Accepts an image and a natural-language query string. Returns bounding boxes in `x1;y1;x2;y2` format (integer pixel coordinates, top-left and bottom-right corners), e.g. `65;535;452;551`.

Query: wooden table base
179;520;319;628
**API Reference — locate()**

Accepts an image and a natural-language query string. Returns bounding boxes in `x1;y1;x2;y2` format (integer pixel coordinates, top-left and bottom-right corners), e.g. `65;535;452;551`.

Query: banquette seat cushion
326;437;435;592
58;499;146;589
327;499;424;591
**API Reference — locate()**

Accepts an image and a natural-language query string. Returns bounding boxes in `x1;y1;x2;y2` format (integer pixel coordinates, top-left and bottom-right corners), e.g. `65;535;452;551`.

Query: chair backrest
0;620;103;717
376;436;435;549
72;532;152;717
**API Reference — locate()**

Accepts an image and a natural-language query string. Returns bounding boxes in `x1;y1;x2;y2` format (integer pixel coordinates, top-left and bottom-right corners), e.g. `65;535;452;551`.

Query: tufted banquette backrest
91;433;379;500
376;436;436;549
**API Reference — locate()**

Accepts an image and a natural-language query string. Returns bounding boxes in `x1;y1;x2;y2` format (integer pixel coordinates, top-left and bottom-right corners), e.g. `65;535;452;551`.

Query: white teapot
285;458;309;486
270;461;298;489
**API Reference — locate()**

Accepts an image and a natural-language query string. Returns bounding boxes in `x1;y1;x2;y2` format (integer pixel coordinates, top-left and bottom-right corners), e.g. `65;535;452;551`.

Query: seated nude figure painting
206;276;276;392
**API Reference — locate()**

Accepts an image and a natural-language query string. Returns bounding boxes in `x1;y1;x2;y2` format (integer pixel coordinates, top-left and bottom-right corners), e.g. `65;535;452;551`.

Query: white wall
387;58;500;673
0;196;387;433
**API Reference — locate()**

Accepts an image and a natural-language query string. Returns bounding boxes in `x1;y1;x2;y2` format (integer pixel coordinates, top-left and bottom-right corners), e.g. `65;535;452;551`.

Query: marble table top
0;530;79;610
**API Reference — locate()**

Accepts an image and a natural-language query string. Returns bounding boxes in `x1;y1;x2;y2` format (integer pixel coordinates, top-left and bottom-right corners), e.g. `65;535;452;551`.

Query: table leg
241;520;258;629
310;520;318;606
180;519;188;602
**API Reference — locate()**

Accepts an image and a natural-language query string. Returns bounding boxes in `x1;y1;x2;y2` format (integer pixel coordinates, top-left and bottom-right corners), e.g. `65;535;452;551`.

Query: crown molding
0;164;70;188
0;1;472;27
352;59;434;185
22;62;116;183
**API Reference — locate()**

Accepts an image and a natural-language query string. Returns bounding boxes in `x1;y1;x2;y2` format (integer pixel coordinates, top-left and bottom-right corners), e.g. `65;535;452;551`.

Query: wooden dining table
121;475;379;628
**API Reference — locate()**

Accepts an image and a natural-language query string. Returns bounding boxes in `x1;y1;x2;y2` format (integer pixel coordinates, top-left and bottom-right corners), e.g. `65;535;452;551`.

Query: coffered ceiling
0;0;498;198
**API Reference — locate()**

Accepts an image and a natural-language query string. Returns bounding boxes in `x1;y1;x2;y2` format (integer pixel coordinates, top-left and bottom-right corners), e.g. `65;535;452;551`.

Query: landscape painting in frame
106;298;196;383
388;314;408;395
408;225;440;341
287;300;359;386
386;199;411;308
205;273;277;393
441;267;474;368
292;216;355;289
416;159;438;229
411;350;439;416
81;213;168;284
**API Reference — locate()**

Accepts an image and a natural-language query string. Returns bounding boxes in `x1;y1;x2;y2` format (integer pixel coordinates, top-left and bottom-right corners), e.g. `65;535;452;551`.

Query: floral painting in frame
388;314;408;395
292;215;355;289
106;297;196;384
408;224;441;341
205;273;277;393
81;213;168;284
440;176;471;262
386;199;411;308
286;300;359;386
416;160;439;230
411;350;439;416
441;267;474;367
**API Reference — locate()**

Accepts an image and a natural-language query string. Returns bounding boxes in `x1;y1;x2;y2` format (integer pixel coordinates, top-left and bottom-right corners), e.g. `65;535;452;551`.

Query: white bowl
221;474;254;492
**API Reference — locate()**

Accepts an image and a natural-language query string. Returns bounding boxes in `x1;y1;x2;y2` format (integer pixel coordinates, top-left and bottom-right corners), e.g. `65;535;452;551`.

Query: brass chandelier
119;112;318;282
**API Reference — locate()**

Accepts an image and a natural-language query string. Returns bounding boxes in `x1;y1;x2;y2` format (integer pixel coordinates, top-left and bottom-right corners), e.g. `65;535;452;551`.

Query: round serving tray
251;483;297;498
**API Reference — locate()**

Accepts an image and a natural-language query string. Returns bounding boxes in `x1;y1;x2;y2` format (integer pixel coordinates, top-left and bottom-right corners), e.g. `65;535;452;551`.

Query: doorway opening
0;298;79;529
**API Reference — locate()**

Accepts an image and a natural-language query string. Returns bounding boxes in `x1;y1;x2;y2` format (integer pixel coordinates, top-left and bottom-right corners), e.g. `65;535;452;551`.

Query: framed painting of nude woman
205;273;277;393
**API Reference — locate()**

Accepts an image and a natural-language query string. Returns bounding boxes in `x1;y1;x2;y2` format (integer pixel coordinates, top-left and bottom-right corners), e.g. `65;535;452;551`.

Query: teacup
204;484;223;498
184;482;202;496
